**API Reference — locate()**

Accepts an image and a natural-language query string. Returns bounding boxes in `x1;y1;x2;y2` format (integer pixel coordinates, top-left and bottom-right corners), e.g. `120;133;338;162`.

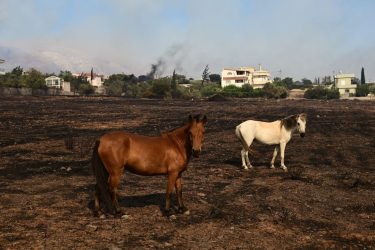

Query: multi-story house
221;65;271;89
334;73;357;97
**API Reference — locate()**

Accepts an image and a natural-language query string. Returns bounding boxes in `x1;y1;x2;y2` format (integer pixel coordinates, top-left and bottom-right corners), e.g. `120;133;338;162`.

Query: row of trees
0;67;95;94
1;65;374;99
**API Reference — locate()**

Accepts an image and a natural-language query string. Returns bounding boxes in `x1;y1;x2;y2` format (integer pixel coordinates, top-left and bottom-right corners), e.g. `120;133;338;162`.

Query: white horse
235;113;307;172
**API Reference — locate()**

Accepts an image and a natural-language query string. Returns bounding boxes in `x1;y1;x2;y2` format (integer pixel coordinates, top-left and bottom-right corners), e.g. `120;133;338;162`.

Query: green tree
104;73;139;97
70;73;88;93
171;70;177;90
356;84;369;97
282;77;294;88
361;67;366;85
209;74;221;83
201;64;210;86
58;70;74;83
302;78;313;86
0;66;24;88
11;66;23;77
22;68;46;89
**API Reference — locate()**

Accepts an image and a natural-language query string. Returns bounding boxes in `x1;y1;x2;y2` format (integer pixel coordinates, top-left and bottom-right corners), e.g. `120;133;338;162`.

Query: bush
240;84;254;97
252;88;265;98
201;84;221;97
151;78;171;98
263;83;288;99
304;86;339;99
210;84;267;98
222;85;243;97
105;80;123;96
79;83;95;95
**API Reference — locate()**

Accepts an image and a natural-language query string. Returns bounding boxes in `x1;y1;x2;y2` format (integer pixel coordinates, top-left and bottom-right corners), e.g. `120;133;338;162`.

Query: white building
45;76;71;92
334;73;357;97
221;65;271;89
73;71;106;94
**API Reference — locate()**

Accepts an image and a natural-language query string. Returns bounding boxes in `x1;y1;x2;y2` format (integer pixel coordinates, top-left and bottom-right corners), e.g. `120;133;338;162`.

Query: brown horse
92;114;207;216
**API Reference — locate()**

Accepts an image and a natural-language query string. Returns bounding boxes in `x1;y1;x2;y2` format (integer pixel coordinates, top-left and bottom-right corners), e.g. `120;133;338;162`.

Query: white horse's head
296;113;307;137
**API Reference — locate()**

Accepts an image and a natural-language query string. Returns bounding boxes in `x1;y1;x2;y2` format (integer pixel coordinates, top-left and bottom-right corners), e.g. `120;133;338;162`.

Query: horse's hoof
110;207;124;217
270;165;275;169
94;209;105;217
99;214;106;219
282;167;288;172
163;209;172;217
178;206;189;215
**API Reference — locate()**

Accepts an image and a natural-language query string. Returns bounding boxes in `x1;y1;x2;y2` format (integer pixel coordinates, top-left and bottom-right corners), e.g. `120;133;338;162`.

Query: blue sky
1;0;374;81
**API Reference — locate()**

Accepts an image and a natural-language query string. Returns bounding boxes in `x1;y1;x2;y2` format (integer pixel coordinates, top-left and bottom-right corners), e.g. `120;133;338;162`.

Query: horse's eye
297;122;300;126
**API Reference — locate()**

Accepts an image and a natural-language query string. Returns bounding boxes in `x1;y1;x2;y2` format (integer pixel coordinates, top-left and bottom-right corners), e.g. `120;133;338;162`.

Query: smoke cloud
0;0;374;81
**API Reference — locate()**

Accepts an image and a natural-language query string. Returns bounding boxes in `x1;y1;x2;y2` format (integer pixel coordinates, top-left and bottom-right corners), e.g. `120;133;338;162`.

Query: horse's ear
202;115;207;124
300;113;307;120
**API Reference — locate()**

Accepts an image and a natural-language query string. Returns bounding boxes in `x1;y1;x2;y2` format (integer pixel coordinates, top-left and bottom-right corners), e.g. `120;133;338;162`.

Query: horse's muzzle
192;149;201;157
300;133;305;138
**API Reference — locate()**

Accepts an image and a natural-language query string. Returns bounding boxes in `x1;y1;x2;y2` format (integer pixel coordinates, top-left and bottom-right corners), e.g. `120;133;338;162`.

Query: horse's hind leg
109;173;122;214
270;147;278;169
93;184;102;216
241;149;252;170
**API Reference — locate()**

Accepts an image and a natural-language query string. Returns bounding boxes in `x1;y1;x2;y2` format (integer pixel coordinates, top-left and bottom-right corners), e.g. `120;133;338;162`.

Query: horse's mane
280;114;298;130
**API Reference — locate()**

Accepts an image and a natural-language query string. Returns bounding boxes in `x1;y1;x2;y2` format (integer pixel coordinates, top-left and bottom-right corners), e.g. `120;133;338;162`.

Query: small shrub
201;84;221;97
222;85;243;97
304;86;339;99
79;83;95;95
263;83;288;99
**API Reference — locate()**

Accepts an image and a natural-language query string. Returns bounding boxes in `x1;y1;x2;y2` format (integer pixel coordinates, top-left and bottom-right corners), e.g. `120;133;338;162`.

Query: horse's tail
235;125;255;155
92;140;114;213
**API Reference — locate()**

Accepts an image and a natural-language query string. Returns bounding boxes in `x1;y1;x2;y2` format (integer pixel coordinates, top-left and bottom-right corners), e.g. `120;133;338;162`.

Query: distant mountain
0;45;124;74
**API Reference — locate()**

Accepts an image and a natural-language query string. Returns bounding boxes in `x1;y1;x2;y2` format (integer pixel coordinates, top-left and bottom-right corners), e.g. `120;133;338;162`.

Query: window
227;72;232;75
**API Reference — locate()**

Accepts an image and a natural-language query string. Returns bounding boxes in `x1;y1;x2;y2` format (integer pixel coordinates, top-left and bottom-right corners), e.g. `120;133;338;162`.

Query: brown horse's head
188;114;207;157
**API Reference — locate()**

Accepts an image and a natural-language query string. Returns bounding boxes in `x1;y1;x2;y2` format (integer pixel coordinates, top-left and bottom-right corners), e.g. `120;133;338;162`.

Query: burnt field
0;96;374;249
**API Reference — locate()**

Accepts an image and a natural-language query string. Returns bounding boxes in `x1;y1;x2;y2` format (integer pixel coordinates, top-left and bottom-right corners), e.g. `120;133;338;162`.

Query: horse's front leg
270;146;278;169
175;175;189;215
164;172;178;216
279;142;288;172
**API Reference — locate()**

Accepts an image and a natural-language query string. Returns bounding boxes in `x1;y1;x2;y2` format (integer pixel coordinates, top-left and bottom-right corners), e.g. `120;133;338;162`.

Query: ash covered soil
0;96;374;249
